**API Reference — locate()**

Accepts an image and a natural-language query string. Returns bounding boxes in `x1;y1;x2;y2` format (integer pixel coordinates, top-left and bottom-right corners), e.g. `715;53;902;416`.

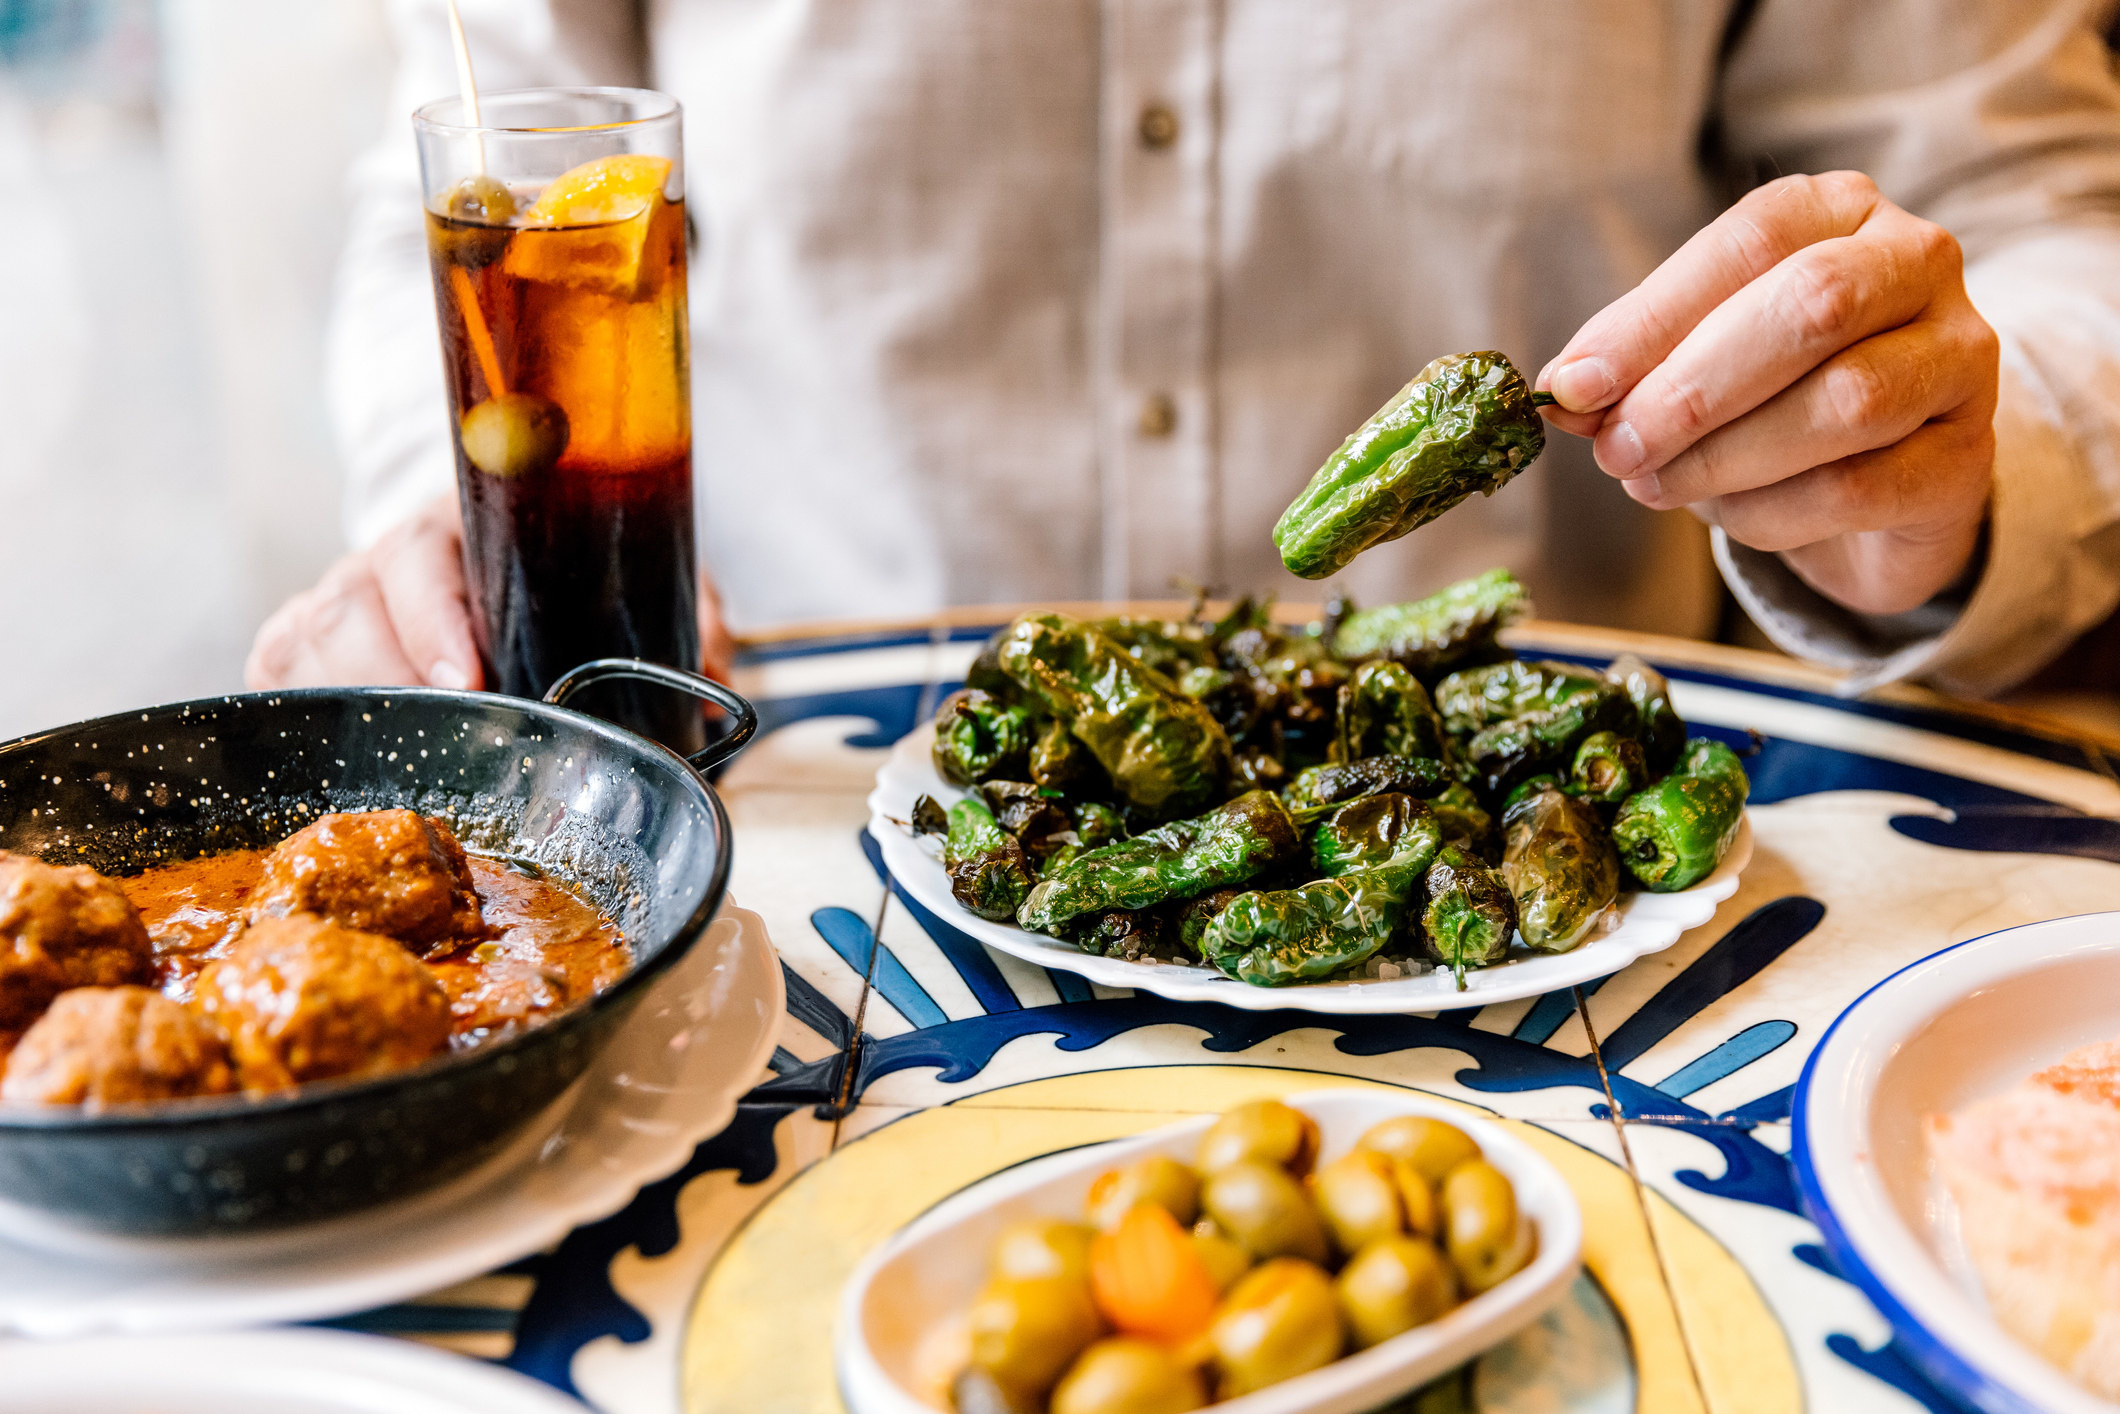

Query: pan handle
543;659;759;774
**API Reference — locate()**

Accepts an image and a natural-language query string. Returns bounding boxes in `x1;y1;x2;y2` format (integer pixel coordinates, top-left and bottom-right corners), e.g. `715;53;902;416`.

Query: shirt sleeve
327;0;644;548
1713;0;2120;695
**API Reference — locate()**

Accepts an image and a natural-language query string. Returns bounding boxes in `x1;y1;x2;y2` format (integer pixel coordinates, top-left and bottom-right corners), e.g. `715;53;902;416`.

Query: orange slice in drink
502;154;673;297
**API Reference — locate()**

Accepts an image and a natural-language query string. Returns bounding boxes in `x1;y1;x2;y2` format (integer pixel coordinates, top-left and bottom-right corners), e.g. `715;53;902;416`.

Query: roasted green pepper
996;612;1232;818
1016;790;1300;936
945;797;1037;922
1566;730;1649;808
1466;689;1637;797
1073;907;1168;962
1422;844;1515;986
931;688;1033;787
1028;716;1101;793
981;781;1071;860
1330;569;1530;675
1500;773;1563;814
1612;737;1749;891
1174;887;1246;959
1501;787;1620;953
1201;821;1438;986
1604;653;1686;774
1071;800;1126;850
1284;756;1451;815
1275;353;1546;580
1434;659;1616;736
1309;794;1437;878
1335;660;1444;763
1429;781;1497;859
1094;616;1218;679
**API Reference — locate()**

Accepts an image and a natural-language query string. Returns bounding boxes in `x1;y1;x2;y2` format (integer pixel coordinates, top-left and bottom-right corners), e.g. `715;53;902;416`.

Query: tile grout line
829;884;893;1151
829;629;950;1151
1575;984;1713;1411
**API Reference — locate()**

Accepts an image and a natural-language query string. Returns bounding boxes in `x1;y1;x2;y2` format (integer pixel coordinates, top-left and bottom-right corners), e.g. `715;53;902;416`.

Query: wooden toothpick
445;0;485;169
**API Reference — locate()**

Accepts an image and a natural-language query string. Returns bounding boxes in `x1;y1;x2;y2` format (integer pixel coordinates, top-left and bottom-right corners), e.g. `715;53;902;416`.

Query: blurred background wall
0;0;392;739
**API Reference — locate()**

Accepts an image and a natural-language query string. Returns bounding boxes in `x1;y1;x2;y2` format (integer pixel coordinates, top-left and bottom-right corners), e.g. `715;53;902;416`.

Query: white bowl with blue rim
1792;911;2120;1414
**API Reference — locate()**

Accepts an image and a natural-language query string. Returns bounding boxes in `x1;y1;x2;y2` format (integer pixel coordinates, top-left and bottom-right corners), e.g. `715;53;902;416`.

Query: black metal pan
0;660;755;1235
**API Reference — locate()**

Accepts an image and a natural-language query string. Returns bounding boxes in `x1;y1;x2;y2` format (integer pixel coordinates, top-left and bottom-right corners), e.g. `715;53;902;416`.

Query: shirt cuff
1716;355;2102;698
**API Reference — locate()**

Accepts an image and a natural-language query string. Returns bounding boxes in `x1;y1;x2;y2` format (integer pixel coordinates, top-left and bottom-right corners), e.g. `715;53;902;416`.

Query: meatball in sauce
0;810;628;1104
2;985;236;1108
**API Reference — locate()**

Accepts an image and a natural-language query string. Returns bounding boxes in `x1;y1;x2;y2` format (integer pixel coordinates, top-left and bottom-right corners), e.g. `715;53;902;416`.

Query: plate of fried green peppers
866;569;1751;1013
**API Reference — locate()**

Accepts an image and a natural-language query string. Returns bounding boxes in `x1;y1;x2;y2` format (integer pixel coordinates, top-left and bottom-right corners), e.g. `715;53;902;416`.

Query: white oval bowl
868;722;1750;1013
1793;912;2120;1414
836;1088;1583;1414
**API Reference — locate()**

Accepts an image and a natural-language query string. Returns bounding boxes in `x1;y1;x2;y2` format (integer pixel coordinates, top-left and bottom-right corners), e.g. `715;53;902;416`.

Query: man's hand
246;492;736;690
1538;171;1999;617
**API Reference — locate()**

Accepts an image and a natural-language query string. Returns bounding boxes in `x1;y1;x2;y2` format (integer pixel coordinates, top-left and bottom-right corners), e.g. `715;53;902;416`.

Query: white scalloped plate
0;899;783;1336
867;724;1750;1014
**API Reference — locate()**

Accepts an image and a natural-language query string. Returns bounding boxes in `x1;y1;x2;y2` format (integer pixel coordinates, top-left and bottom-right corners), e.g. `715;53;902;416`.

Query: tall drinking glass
413;89;703;754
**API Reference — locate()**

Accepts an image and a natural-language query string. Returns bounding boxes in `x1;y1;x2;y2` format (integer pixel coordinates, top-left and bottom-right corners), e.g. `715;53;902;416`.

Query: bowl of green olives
836;1091;1582;1414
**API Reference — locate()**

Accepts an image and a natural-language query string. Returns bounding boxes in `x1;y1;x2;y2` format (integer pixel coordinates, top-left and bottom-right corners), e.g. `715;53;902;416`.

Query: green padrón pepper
1175;887;1246;959
1029;715;1100;792
996;612;1232;818
1422;844;1515;986
1309;794;1439;878
1434;658;1616;736
1612;737;1749;892
1201;818;1439;987
1275;353;1547;580
1429;781;1497;858
930;688;1032;787
1284;755;1451;815
1604;653;1686;774
1330;568;1530;674
944;798;1036;922
1073;907;1167;962
1016;789;1300;936
1336;660;1444;763
1566;730;1649;807
1466;689;1637;797
1501;787;1620;953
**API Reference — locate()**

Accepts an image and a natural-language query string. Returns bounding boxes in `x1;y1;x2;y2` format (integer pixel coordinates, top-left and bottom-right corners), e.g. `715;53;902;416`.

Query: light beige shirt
335;0;2120;694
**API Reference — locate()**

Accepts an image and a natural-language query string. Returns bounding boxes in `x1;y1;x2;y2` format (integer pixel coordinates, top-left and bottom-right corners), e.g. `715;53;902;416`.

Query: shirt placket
1098;0;1220;601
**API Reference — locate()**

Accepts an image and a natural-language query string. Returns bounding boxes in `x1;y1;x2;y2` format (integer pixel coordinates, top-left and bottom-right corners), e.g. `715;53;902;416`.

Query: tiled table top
338;612;2120;1414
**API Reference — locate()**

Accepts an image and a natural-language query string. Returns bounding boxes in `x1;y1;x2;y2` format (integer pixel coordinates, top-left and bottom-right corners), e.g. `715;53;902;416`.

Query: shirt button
1138;103;1179;150
1138;392;1178;437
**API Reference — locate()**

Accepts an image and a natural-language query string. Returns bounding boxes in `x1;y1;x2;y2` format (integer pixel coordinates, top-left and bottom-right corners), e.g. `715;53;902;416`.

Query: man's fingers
297;560;429;687
1595;206;1959;480
1630;317;1988;510
1706;415;1995;558
1542;171;1884;413
370;515;483;691
245;596;310;690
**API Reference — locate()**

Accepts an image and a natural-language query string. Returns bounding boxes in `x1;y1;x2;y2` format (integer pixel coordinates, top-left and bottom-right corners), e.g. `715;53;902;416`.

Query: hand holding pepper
1538;171;1998;618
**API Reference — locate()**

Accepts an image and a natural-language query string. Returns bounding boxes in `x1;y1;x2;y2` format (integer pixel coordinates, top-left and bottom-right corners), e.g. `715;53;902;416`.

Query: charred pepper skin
1466;689;1638;798
1612;737;1749;892
1330;569;1530;675
1422;844;1516;986
930;688;1033;787
1434;658;1616;736
1201;821;1440;986
1604;653;1686;775
1566;731;1649;808
943;797;1036;922
1336;661;1445;763
1016;790;1300;937
1284;756;1452;816
995;612;1233;819
1429;781;1498;860
1275;353;1547;580
1309;794;1438;878
1501;787;1621;954
1174;887;1247;959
